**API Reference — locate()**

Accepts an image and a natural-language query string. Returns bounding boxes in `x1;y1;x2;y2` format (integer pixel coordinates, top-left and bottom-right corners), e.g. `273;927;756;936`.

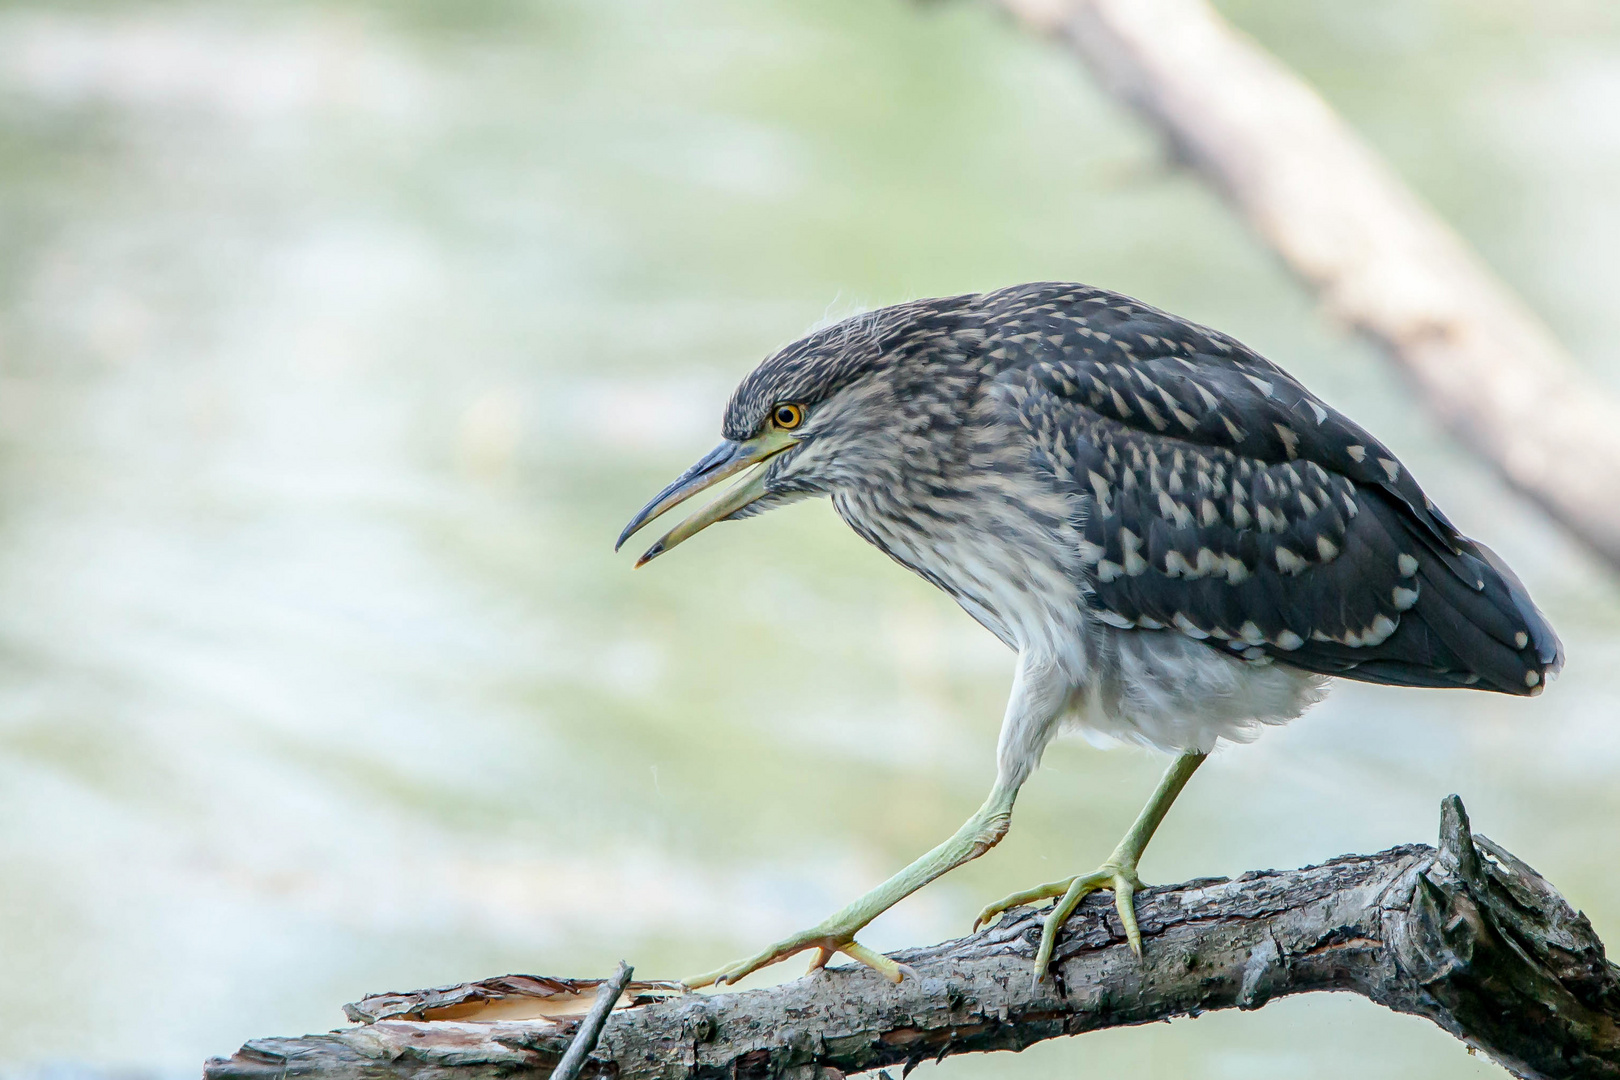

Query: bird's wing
977;283;1562;695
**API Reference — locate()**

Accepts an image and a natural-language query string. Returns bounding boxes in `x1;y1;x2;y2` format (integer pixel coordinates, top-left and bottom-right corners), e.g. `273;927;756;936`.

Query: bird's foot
974;860;1144;980
683;922;904;989
685;799;1020;990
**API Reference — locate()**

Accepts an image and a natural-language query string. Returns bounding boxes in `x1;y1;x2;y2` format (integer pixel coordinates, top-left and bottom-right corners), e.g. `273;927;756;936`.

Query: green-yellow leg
684;781;1021;989
975;751;1207;980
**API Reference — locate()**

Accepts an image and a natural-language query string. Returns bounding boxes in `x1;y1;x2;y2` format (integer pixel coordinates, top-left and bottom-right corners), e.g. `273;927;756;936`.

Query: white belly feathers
836;486;1329;756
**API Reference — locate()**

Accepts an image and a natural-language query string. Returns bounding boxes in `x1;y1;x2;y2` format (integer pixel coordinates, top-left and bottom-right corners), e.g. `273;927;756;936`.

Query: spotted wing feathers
979;282;1563;696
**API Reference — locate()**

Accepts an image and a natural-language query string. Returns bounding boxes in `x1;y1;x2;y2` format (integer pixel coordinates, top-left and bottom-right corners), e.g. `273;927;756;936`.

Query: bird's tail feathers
1390;518;1562;696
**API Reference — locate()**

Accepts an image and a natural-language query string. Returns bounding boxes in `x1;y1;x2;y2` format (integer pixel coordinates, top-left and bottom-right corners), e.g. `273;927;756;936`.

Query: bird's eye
772;403;805;430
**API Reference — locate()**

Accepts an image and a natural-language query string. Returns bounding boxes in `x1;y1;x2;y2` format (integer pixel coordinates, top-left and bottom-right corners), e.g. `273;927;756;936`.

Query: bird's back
964;282;1562;696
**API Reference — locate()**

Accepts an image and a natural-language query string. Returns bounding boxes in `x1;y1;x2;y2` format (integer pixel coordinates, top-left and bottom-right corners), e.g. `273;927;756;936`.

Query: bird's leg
975;751;1207;979
682;780;1021;989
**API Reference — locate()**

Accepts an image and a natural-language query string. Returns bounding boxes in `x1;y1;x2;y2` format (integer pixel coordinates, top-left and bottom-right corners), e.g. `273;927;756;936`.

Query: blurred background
0;1;1616;1078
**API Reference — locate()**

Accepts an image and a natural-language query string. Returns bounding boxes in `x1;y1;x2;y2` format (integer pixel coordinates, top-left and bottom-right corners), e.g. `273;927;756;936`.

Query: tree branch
205;798;1620;1080
991;0;1620;570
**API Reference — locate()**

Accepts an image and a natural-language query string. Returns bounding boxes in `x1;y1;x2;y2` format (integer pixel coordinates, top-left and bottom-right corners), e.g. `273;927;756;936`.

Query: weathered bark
206;798;1620;1080
992;0;1620;570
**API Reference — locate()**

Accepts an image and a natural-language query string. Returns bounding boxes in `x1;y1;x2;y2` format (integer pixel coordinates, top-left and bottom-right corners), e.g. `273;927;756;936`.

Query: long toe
1032;872;1108;978
684;935;816;989
974;877;1079;930
685;924;900;989
1111;872;1143;955
1025;864;1149;980
838;941;906;983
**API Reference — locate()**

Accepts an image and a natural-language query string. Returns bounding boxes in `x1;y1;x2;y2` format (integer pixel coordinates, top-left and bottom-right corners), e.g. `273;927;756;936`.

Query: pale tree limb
992;0;1620;569
205;798;1620;1080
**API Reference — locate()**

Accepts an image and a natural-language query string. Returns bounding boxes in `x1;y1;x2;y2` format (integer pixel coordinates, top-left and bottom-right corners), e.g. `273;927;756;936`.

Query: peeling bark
206;798;1620;1080
992;0;1620;569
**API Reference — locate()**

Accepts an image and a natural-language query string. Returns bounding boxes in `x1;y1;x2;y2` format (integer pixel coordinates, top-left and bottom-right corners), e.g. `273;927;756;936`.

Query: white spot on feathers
1088;470;1113;510
1274;423;1300;458
1366;614;1397;646
1173;612;1209;639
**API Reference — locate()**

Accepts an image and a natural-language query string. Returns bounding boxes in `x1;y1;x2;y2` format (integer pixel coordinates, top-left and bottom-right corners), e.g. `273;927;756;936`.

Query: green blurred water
0;1;1617;1077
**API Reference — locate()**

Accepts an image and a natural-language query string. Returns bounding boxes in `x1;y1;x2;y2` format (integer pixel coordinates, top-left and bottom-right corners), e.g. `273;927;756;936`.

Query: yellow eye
772;403;805;430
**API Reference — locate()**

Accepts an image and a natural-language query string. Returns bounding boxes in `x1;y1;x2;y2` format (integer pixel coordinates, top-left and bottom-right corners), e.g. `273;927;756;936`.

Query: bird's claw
976;861;1145;980
683;926;903;989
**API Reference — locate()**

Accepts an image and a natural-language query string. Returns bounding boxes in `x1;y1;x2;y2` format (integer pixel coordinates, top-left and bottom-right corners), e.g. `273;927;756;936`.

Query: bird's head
616;298;977;566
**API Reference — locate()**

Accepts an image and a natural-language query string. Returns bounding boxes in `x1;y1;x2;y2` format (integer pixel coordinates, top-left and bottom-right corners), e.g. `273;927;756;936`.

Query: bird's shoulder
969;281;1456;543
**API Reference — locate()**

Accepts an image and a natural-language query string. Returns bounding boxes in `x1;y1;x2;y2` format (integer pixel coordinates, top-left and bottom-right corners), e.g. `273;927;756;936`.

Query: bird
616;280;1563;989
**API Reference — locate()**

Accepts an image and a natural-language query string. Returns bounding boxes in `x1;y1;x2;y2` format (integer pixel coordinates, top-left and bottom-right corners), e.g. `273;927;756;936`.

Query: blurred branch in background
206;800;1620;1080
993;0;1620;571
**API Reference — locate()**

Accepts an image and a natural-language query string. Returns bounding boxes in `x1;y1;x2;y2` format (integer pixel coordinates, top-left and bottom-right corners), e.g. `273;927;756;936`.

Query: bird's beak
616;430;799;567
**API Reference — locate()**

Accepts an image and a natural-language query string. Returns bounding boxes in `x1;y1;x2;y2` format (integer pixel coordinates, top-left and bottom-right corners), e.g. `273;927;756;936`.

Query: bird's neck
831;460;1089;659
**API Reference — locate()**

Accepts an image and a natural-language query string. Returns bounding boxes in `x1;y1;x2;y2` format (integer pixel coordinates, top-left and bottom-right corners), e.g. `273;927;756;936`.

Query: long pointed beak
616;430;798;567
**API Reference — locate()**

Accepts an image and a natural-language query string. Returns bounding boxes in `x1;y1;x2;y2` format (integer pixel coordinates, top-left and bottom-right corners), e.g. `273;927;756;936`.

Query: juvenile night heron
617;281;1562;988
